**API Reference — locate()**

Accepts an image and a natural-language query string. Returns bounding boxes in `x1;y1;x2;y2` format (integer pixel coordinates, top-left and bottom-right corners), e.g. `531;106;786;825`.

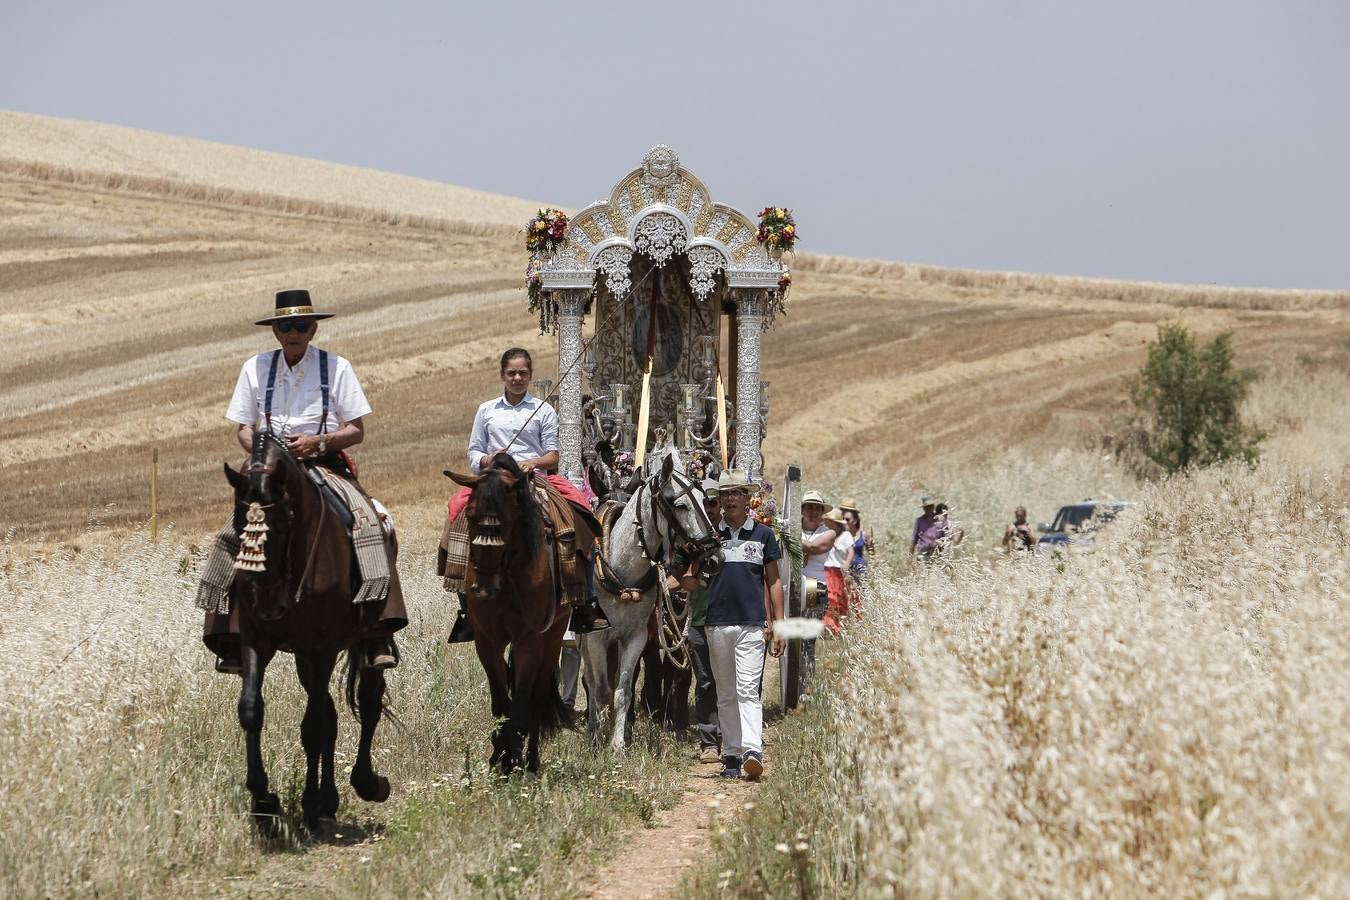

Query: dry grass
684;365;1350;898
0;534;691;897
797;252;1350;312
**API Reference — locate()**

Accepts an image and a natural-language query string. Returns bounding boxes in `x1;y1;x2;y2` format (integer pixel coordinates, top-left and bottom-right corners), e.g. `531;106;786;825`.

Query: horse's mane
478;455;544;560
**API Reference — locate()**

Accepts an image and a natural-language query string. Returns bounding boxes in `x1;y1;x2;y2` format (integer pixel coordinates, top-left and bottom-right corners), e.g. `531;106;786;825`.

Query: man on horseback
202;289;405;673
443;347;610;642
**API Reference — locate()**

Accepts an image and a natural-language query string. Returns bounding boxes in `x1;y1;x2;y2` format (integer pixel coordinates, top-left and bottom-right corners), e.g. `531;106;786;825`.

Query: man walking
705;470;785;781
667;478;724;762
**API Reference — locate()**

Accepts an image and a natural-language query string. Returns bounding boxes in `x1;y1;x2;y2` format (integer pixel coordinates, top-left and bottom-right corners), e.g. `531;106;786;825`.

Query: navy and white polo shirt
705;518;782;627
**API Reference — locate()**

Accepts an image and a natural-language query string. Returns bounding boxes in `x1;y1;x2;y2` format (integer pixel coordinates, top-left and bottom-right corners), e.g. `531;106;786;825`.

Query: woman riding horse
445;455;578;775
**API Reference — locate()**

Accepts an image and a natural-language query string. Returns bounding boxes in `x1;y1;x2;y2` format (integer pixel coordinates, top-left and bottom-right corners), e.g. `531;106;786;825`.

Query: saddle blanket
194;470;392;613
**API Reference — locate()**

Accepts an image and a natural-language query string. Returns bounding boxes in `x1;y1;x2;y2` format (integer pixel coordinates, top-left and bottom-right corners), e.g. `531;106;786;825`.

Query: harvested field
1;112;1344;544
0;112;1347;898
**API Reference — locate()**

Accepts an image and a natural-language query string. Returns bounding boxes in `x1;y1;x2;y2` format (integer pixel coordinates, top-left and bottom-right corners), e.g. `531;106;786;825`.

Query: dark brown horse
445;456;574;776
223;431;396;833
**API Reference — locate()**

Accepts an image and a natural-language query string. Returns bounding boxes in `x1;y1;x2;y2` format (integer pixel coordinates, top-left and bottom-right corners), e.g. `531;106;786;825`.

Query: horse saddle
532;478;599;602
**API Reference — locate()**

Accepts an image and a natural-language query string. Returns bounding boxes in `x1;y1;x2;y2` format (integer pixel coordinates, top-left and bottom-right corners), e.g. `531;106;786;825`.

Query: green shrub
1132;323;1264;473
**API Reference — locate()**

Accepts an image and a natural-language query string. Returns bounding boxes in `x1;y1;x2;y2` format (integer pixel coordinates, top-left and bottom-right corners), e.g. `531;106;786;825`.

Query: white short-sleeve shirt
825;528;852;570
801;523;834;581
467;393;560;474
226;346;371;437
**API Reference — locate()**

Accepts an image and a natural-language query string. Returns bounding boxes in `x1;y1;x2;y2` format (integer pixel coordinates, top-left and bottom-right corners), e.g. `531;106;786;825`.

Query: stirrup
446;610;475;644
569;597;610;634
364;637;398;670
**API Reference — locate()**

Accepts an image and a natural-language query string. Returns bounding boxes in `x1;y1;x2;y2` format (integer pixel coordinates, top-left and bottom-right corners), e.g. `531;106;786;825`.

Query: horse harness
594;473;716;602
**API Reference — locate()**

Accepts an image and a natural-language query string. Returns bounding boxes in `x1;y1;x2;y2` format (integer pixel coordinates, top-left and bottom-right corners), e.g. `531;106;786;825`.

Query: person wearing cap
667;477;724;762
205;289;405;672
705;469;785;781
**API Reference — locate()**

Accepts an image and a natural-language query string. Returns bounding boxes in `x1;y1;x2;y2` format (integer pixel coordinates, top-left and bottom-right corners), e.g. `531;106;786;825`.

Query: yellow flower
768;234;780;244
784;225;795;235
775;207;785;218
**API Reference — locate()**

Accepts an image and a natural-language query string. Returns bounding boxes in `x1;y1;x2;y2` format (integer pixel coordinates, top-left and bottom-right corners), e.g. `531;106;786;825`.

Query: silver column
555;289;589;487
734;290;768;482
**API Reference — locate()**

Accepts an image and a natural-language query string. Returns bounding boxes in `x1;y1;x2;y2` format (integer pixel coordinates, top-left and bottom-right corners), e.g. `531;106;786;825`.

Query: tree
1131;323;1264;473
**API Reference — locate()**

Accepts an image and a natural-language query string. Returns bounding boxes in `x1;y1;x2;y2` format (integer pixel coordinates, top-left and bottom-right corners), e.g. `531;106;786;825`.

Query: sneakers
699;746;722;765
741;751;765;782
718;756;742;779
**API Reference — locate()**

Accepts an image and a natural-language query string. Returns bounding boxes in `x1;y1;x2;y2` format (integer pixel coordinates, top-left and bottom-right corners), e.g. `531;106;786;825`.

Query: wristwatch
318;438;328;455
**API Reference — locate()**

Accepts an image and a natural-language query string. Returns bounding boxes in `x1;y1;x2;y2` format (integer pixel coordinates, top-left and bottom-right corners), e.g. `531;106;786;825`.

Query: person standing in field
911;496;943;562
840;499;872;616
706;469;785;781
442;347;609;642
666;477;724;763
202;289;404;673
822;507;852;635
1003;506;1038;552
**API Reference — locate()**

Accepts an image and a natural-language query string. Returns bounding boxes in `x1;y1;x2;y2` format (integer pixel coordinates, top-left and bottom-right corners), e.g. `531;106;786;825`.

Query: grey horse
581;450;722;751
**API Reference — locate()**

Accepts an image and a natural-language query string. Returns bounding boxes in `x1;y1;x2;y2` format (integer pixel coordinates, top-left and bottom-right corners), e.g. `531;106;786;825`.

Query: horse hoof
354;774;390;803
251;793;284;837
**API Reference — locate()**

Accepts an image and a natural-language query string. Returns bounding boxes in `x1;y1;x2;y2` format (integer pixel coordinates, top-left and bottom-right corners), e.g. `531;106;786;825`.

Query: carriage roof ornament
538;144;784;297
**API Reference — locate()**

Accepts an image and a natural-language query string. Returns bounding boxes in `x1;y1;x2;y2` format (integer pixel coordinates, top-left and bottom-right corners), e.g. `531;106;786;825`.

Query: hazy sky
3;1;1347;290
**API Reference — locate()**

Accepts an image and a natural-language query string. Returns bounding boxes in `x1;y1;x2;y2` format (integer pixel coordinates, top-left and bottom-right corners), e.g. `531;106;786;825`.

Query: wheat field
1;111;1347;897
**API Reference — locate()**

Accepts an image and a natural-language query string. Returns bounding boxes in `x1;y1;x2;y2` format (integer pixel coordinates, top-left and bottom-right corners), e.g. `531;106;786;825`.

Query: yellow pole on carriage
634;357;654;469
715;375;729;470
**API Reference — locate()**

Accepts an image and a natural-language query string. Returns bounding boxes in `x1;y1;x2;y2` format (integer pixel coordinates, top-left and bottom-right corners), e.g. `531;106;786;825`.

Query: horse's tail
536;670;576;737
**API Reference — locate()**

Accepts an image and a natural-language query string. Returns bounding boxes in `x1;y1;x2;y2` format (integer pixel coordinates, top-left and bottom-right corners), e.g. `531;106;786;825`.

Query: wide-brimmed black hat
254;289;335;326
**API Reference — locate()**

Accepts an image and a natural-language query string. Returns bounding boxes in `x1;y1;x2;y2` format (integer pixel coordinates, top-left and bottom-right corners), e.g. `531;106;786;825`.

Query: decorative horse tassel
234;502;269;572
473;515;504;547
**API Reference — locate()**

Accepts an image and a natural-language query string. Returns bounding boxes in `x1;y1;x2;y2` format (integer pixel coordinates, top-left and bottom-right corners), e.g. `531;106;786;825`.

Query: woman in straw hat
821;507;852;635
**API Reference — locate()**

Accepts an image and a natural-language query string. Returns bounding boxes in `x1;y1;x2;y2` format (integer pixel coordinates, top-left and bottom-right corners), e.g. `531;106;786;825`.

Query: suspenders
262;348;331;436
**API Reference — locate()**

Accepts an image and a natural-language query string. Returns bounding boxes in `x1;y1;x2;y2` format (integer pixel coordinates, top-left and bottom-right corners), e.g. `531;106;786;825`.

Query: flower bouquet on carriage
756;206;798;258
749;479;802;569
525;207;569;257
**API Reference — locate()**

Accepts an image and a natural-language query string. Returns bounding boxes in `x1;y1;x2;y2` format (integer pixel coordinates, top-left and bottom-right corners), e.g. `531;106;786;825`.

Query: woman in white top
821;508;851;635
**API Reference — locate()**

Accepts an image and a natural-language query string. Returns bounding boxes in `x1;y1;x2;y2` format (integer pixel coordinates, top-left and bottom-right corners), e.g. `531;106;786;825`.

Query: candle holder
533;378;553;403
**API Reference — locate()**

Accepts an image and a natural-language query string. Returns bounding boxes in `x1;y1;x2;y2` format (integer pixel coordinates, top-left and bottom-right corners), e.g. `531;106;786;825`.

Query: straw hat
717;469;752;493
701;477;720;498
839;497;860;513
822;507;846;526
801;489;828;509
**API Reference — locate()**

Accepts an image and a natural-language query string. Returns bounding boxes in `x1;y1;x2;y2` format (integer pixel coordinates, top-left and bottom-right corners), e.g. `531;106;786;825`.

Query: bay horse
582;451;722;752
444;455;575;776
223;431;395;834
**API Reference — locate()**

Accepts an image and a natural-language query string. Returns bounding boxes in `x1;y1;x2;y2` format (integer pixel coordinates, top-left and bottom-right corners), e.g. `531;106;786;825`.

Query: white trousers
708;624;767;759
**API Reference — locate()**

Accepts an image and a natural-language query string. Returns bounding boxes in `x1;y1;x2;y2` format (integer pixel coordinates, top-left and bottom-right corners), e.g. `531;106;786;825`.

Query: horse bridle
633;471;720;568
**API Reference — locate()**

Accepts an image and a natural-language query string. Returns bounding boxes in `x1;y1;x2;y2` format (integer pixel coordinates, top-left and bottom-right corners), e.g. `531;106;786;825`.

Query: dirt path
585;759;759;899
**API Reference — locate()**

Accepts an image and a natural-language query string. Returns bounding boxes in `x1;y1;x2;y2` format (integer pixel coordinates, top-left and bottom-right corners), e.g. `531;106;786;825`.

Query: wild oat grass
688;447;1349;897
0;535;687;898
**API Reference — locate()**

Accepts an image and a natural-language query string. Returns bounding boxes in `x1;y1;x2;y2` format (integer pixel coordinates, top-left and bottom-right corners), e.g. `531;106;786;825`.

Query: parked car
1037;500;1135;549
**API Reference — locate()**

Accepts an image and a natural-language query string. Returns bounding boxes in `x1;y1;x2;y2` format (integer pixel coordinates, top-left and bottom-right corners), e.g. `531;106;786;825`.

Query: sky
2;0;1348;290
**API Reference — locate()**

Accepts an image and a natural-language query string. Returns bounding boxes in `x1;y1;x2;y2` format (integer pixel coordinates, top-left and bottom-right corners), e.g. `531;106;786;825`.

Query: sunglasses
275;319;313;334
703;497;720;506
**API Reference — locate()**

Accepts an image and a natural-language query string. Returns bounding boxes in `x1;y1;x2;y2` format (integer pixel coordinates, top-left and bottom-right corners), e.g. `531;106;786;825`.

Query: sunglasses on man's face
276;319;313;334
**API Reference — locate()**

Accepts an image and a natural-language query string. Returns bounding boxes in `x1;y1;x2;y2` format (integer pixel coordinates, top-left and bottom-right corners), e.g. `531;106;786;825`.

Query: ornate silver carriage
529;145;808;709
